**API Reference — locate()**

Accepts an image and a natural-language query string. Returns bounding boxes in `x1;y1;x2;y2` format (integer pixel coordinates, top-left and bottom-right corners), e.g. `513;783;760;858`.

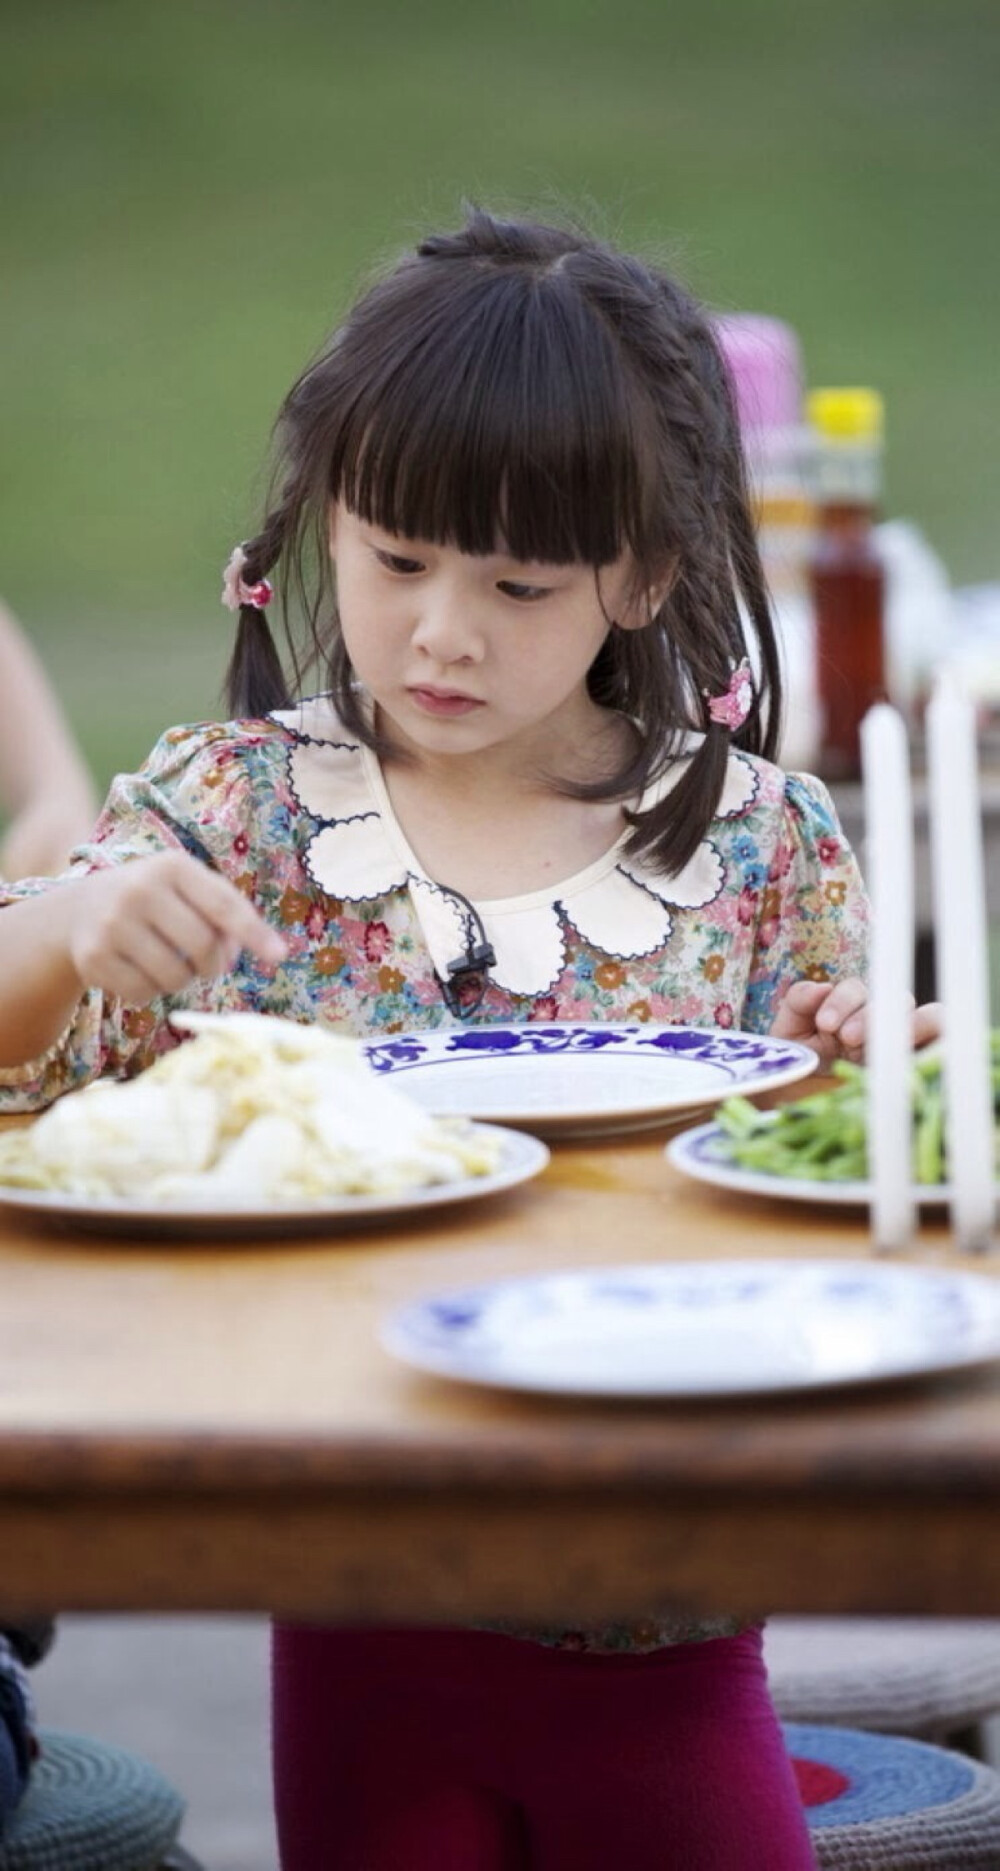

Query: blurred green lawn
2;0;998;788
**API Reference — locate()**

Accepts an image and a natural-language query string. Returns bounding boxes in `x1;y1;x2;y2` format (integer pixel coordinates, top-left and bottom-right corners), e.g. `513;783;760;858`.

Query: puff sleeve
0;720;284;1112
741;771;870;1034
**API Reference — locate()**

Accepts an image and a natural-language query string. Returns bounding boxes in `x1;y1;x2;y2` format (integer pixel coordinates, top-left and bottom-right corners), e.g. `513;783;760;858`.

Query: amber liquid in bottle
812;501;886;781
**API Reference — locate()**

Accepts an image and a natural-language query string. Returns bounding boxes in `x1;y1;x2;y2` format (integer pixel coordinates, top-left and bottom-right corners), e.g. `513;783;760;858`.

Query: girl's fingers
841;998;941;1062
782;981;829;1013
811;978;869;1057
134;869;287;989
68;851;287;997
168;859;287;966
105;955;182;1009
773;979;867;1063
912;1001;943;1049
138;895;232;980
770;980;831;1037
774;980;944;1067
813;976;869;1033
110;926;222;999
145;890;261;982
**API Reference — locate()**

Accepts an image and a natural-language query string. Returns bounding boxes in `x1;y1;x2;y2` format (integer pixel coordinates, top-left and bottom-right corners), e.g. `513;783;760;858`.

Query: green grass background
2;0;998;788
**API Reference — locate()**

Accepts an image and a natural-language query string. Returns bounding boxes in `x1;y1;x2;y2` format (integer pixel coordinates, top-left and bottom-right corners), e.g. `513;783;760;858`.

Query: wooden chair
0;1729;204;1871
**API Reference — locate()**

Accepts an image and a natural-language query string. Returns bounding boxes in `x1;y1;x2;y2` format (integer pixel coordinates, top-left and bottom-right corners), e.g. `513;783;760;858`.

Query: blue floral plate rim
362;1023;818;1136
381;1257;1000;1397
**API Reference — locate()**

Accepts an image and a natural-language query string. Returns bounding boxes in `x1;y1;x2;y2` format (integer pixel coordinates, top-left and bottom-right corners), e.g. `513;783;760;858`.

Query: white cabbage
0;1013;500;1206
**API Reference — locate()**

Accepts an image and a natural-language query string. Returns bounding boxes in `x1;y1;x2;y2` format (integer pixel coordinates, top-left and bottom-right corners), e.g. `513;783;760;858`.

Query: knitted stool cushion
766;1618;1000;1737
785;1721;1000;1868
0;1730;184;1871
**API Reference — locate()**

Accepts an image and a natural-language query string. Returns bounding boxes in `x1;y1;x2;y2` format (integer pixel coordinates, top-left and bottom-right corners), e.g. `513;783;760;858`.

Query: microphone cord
435;883;497;1019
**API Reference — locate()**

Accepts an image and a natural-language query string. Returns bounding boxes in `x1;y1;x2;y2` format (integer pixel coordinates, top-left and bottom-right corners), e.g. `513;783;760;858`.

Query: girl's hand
64;851;287;1004
770;978;942;1068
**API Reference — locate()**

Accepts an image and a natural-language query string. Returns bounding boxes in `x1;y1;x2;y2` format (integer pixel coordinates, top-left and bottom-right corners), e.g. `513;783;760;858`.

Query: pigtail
638;726;733;873
226;604;291;720
223;501;299;720
606;267;783;874
617;552;753;875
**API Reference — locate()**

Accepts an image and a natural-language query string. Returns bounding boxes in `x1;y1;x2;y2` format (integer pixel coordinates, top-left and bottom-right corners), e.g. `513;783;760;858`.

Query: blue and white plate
362;1024;818;1139
667;1121;1000;1209
381;1258;1000;1397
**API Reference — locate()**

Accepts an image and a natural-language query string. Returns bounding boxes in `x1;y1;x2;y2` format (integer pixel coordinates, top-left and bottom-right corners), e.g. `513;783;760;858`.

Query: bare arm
0;599;99;878
0;852;287;1069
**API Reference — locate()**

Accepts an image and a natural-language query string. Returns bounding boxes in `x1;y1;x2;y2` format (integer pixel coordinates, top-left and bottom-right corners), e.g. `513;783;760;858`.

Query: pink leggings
271;1624;817;1870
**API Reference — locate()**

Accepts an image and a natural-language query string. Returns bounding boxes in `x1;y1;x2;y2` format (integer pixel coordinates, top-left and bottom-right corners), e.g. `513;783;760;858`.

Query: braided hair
226;207;782;876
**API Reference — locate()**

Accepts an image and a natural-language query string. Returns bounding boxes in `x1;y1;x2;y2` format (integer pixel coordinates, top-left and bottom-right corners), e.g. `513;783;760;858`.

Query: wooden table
0;1116;998;1625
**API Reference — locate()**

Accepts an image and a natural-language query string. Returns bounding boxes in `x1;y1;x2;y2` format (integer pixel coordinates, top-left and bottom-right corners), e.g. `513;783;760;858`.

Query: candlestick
926;671;994;1251
861;704;915;1250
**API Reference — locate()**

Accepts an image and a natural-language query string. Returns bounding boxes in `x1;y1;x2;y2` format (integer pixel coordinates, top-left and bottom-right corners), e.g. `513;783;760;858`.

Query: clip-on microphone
437;885;497;1018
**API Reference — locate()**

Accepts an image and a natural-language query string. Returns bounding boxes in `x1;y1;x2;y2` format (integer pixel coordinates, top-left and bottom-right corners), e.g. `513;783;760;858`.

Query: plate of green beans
666;1041;1000;1207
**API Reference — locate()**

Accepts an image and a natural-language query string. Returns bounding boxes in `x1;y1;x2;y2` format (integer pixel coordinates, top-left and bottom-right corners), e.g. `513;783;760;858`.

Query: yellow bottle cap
806;387;884;442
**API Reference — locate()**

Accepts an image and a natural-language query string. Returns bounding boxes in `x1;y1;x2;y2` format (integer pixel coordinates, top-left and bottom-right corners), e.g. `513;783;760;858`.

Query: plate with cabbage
0;1014;549;1236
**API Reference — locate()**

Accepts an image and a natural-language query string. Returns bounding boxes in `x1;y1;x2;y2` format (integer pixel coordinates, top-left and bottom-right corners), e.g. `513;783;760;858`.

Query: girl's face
329;503;645;770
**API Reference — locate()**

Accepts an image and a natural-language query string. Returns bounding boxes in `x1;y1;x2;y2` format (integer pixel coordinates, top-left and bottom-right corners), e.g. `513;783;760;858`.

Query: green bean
714;1039;1000;1185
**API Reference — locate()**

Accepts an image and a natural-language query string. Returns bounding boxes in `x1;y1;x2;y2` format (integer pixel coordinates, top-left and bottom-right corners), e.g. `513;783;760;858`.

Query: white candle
861;704;915;1251
926;671;995;1251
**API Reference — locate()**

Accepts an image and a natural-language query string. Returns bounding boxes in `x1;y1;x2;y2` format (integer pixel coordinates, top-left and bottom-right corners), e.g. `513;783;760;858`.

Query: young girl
0;209;938;1869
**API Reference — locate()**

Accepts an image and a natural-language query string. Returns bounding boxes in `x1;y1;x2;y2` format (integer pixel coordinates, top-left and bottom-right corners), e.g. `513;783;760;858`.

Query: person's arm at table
0;853;286;1069
0;599;99;879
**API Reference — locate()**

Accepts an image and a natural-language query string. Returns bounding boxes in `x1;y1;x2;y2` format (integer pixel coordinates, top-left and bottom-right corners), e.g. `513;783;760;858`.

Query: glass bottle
808;387;887;781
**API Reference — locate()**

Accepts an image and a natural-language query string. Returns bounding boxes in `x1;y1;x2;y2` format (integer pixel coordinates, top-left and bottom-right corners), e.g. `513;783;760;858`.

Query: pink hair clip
221;544;273;614
706;657;753;732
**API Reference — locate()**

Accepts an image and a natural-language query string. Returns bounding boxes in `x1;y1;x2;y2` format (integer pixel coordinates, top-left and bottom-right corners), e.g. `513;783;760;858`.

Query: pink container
714;312;804;436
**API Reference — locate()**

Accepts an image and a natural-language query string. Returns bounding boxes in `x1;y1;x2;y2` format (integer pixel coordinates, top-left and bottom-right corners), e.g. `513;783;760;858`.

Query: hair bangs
337;271;649;568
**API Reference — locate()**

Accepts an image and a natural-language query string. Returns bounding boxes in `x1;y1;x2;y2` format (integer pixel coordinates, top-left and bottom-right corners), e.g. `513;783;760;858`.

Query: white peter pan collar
271;696;759;996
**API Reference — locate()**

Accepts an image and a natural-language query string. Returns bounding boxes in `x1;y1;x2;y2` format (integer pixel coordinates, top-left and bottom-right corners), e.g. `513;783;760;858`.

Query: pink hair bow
221;545;273;613
706;657;753;732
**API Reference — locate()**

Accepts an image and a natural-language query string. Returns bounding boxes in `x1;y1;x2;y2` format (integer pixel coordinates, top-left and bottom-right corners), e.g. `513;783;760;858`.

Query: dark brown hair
227;207;782;875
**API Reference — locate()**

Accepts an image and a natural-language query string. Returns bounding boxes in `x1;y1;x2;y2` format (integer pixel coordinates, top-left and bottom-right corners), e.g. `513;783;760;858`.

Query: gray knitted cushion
767;1618;1000;1736
786;1722;1000;1868
0;1730;184;1871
